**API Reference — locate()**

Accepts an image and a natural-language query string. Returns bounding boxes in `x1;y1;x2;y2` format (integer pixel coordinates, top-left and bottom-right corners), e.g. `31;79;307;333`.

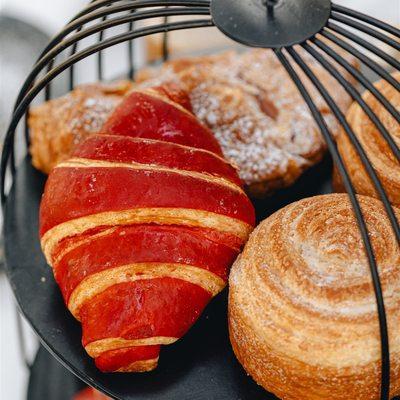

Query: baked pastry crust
334;71;400;206
29;49;356;193
137;48;357;197
229;194;400;399
29;81;133;173
40;86;255;372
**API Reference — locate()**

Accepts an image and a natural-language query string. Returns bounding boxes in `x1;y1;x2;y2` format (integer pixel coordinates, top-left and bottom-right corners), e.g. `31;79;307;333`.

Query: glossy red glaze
73;135;242;187
40;167;255;236
94;345;160;373
40;83;256;373
54;223;242;260
80;278;211;346
53;224;237;303
100;91;222;155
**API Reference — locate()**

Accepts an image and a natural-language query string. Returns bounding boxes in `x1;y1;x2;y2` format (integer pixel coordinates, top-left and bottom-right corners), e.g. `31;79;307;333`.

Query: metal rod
9;139;16;177
301;41;400;240
303;42;400;162
263;0;279;19
67;24;85;94
67;0;101;93
44;77;52;101
48;0;94;106
12;1;210;111
320;30;400;91
43;0;103;105
313;35;400;125
163;15;170;61
98;14;109;81
328;21;400;70
24;112;30;149
60;0;210;50
331;3;400;38
13;7;209;112
73;0;210;22
287;46;400;240
127;9;135;80
286;46;392;400
331;12;400;51
69;59;76;92
1;19;214;205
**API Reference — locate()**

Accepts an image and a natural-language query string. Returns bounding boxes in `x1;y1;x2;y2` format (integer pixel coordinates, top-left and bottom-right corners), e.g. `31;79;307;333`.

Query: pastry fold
40;84;255;372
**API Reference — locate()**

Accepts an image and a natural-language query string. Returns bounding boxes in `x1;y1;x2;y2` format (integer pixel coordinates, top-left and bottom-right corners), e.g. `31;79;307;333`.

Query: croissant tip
99;357;159;373
95;357;159;373
117;358;159;373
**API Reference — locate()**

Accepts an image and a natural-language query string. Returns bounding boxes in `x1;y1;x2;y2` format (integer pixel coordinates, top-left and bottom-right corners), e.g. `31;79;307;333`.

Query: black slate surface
5;156;332;400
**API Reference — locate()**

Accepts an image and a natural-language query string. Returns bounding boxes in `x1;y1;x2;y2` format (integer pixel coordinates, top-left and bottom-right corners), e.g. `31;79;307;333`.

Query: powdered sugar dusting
29;81;133;173
138;48;355;194
68;96;119;137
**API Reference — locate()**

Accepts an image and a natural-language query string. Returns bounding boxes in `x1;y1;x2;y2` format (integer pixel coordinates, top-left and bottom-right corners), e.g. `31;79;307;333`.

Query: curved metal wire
68;27;83;92
12;7;209;122
320;29;400;91
331;3;400;38
73;0;210;21
327;21;400;71
313;35;400;126
163;15;170;61
297;43;400;238
128;9;136;80
286;43;400;400
14;0;209;109
56;0;210;54
1;2;399;399
1;18;213;204
69;0;111;97
97;14;109;80
275;47;392;400
330;12;400;51
12;4;210;176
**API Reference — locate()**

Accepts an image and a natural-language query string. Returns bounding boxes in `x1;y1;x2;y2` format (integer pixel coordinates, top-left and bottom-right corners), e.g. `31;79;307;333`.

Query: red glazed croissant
39;84;255;373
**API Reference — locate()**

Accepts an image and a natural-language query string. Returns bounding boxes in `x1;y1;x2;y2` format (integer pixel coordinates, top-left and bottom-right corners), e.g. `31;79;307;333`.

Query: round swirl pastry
334;71;400;206
229;194;400;400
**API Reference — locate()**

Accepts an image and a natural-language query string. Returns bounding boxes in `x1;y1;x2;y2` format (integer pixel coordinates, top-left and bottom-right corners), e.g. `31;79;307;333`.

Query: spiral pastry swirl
334;71;400;206
229;194;400;400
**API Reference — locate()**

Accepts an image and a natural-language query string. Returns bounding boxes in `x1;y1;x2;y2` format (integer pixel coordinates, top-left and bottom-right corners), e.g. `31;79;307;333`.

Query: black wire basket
1;1;399;399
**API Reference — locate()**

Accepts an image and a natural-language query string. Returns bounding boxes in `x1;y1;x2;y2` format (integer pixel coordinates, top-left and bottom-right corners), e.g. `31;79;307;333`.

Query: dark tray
5;155;332;400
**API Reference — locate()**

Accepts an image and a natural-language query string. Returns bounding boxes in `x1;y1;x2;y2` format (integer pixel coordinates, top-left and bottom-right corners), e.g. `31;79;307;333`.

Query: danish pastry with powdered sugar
137;48;357;197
